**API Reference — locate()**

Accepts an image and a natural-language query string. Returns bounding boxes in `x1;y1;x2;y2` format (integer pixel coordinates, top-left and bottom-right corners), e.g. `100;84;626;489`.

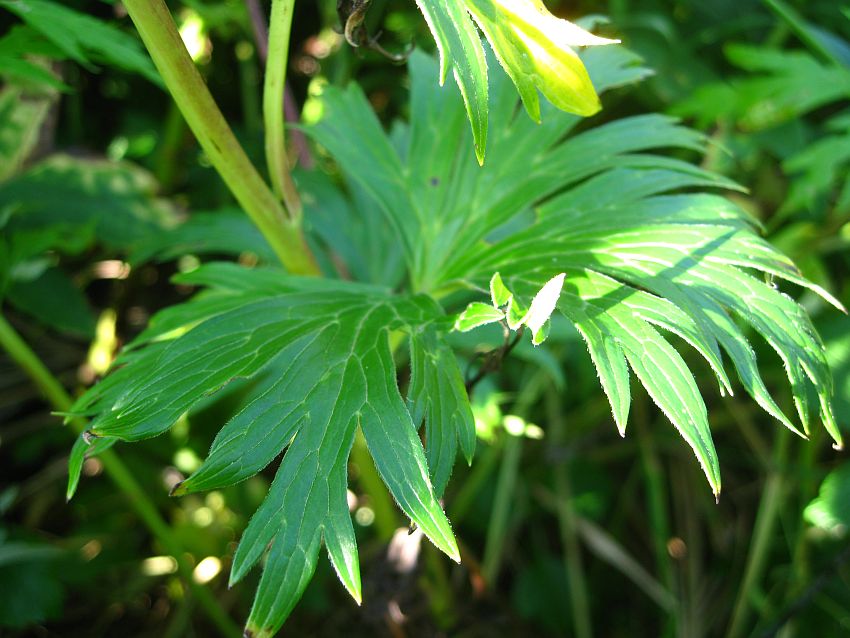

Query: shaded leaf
7;267;96;337
1;0;160;85
0;82;55;183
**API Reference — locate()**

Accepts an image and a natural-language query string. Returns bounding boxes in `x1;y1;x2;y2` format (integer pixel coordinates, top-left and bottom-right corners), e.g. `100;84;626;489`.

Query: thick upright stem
122;0;319;275
264;0;304;213
0;314;240;637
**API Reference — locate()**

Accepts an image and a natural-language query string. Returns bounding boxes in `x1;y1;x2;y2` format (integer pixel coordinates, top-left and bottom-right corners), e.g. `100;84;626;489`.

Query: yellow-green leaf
463;0;617;121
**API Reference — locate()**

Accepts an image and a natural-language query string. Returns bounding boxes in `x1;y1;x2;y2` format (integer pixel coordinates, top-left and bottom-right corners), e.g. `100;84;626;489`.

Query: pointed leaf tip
169;481;186;497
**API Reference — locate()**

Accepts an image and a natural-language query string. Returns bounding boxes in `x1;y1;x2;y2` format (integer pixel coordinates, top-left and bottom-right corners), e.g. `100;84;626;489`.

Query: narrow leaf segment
414;0;617;160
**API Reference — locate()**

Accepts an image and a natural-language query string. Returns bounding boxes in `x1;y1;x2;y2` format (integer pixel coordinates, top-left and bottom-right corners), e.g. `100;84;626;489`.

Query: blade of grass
546;387;593;638
727;428;790;638
533;487;676;612
481;370;545;584
636;396;678;634
481;425;522;585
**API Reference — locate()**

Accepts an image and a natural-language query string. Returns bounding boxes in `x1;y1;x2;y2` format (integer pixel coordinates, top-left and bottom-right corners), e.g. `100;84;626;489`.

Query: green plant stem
636;407;677;620
727;428;790;638
264;0;302;216
0;314;70;411
0;313;240;638
237;41;263;137
122;0;319;275
546;388;593;638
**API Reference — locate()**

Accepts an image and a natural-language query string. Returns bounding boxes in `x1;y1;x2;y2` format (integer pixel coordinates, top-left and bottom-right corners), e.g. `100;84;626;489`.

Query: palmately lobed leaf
69;264;471;636
310;48;842;500
68;37;844;636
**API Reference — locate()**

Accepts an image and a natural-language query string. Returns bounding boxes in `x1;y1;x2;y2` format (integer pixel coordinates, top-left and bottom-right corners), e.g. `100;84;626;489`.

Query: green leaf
490;271;512;306
408;327;476;496
0;82;55;183
130;208;277;264
66;433;116;500
1;0;161;86
0;154;176;250
71;266;460;636
414;0;488;163
0;537;64;628
674;45;850;130
781;113;850;216
463;0;615;121
523;272;565;342
72;44;844;633
804;464;850;534
307;84;418;262
7;267;96;337
298;169;405;287
413;2;615;160
0;25;69;90
455;301;504;331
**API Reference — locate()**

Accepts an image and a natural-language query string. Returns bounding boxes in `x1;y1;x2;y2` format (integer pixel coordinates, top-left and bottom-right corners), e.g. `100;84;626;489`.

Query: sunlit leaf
312;50;841;498
415;0;489;163
455;301;505;331
414;1;615;160
464;0;616;121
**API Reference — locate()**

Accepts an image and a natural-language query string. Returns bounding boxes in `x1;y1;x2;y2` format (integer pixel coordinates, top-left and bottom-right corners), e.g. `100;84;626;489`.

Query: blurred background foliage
1;0;850;636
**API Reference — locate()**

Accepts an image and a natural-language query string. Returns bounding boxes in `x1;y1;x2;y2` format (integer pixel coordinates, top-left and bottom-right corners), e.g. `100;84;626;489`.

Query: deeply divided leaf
69;38;842;637
69;266;462;636
309;49;842;499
